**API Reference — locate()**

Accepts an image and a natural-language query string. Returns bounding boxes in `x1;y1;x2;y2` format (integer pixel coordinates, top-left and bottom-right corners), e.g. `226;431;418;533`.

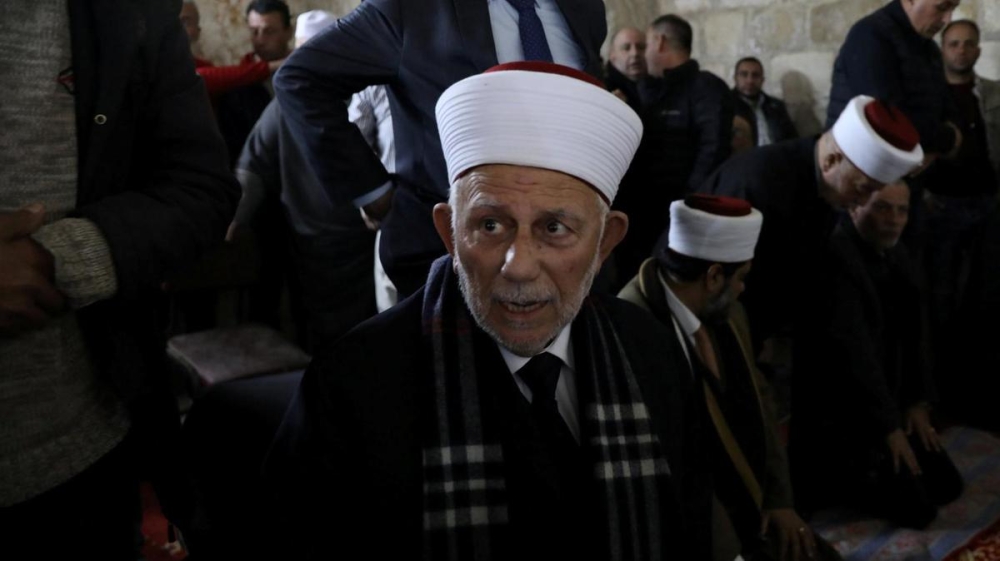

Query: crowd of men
1;0;998;559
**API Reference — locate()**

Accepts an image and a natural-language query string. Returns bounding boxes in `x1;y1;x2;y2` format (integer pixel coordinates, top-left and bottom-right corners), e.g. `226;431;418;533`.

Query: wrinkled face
703;262;751;323
180;3;201;44
434;165;627;357
734;61;764;99
902;0;960;38
247;10;292;62
942;23;980;75
609;28;648;81
821;152;886;210
850;181;910;251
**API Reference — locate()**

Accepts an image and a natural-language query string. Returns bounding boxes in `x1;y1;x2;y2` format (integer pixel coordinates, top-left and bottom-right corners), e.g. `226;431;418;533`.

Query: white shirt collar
498;323;574;374
658;269;702;344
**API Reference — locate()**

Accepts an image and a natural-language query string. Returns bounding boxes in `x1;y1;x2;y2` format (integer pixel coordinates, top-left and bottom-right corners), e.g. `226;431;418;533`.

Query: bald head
609;27;647;81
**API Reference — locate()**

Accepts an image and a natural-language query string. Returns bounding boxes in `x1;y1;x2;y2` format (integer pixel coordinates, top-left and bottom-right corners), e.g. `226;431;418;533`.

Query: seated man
731;57;798;147
619;196;839;561
793;180;963;528
266;62;712;559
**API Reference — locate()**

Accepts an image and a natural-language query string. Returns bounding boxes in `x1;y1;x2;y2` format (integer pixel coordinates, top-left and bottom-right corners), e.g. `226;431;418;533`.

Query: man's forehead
614;29;644;44
457;166;600;209
944;24;978;41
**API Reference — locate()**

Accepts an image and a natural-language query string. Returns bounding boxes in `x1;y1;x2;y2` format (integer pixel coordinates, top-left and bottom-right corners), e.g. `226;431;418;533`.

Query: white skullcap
296;10;336;41
831;95;924;184
668;195;763;263
435;62;643;204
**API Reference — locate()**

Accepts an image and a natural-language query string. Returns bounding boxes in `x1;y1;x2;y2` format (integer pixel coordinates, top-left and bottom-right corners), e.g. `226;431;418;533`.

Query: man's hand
886;428;921;475
611;89;628;103
761;508;817;561
906;403;942;453
0;204;65;336
360;187;395;231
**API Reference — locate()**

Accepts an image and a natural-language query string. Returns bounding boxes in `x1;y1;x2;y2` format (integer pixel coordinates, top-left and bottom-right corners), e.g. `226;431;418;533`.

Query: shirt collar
498;323;575;374
657;269;702;339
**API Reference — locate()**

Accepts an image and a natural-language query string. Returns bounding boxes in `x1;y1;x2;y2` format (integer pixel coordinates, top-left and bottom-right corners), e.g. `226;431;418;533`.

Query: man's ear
432;203;456;257
705;263;726;293
598;210;629;263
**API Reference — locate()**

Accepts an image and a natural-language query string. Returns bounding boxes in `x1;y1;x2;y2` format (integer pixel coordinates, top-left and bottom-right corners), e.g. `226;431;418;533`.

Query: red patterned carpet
139;482;187;561
944;516;1000;561
812;427;1000;561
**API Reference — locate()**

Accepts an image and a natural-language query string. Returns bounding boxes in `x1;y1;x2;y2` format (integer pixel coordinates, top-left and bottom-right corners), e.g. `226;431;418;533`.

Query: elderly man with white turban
699;95;925;351
620;195;844;561
266;62;713;560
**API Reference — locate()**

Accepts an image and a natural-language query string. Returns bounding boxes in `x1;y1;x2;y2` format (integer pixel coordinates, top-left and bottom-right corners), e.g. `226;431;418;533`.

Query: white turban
435;62;643;204
831;95;924;184
668;195;763;263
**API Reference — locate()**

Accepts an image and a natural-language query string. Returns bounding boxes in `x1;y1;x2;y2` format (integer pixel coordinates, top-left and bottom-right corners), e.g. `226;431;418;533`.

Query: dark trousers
793;430;963;529
0;438;140;560
181;370;304;560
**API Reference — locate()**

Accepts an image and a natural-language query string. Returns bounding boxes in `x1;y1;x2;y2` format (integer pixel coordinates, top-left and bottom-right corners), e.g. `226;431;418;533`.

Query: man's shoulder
979;76;1000;97
693;67;729;94
309;289;427;379
588;293;676;350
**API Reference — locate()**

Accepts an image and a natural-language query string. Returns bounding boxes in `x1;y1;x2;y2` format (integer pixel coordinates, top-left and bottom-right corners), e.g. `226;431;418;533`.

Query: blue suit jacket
274;0;606;294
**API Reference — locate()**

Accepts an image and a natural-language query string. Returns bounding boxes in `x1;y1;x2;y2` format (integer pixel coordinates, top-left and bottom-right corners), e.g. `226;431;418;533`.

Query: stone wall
194;0;1000;136
617;0;1000;135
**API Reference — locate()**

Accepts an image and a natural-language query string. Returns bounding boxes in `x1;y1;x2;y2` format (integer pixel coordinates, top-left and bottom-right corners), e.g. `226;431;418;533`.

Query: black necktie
518;352;577;450
505;0;554;62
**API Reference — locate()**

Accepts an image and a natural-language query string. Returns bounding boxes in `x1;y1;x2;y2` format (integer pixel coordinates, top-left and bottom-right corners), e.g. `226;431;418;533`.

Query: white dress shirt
487;0;586;70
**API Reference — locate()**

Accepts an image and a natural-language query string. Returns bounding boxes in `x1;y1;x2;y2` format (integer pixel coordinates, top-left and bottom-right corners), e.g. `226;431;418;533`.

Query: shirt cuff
32;218;118;309
352;181;393;208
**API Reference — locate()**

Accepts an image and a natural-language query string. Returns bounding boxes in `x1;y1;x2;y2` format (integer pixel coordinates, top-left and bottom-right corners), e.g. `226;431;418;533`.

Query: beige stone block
950;0;979;23
702;11;746;59
770;51;837;136
977;42;1000;80
747;5;807;53
810;0;884;46
672;0;714;12
983;1;1000;33
719;0;773;7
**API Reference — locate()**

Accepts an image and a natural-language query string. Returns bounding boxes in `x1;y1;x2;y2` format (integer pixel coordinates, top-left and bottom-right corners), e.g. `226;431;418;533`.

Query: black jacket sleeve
689;74;733;192
74;3;239;301
273;0;402;206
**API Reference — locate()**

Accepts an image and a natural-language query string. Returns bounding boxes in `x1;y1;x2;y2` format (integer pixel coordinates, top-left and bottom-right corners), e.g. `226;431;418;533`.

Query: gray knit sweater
0;0;129;506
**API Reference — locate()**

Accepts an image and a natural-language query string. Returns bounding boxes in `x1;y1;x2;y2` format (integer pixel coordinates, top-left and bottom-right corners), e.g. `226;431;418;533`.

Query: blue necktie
505;0;554;62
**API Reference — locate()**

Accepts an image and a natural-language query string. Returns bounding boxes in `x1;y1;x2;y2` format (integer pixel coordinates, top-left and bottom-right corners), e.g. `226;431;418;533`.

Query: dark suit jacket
266;289;712;559
66;0;239;519
699;137;838;346
273;0;606;295
826;0;957;154
731;90;798;146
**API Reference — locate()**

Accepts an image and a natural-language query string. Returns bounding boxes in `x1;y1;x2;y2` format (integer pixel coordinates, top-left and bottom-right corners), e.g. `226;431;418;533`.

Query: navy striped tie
505;0;554;62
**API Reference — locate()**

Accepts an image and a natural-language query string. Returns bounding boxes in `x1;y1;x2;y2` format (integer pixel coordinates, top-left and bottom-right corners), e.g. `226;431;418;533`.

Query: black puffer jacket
826;0;957;154
613;59;732;282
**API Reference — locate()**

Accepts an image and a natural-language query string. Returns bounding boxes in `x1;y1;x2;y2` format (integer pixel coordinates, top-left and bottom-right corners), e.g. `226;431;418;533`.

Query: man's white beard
453;251;602;357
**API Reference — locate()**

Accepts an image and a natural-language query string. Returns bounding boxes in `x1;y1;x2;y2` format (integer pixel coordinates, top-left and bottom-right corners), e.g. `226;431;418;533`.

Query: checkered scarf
420;255;673;560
